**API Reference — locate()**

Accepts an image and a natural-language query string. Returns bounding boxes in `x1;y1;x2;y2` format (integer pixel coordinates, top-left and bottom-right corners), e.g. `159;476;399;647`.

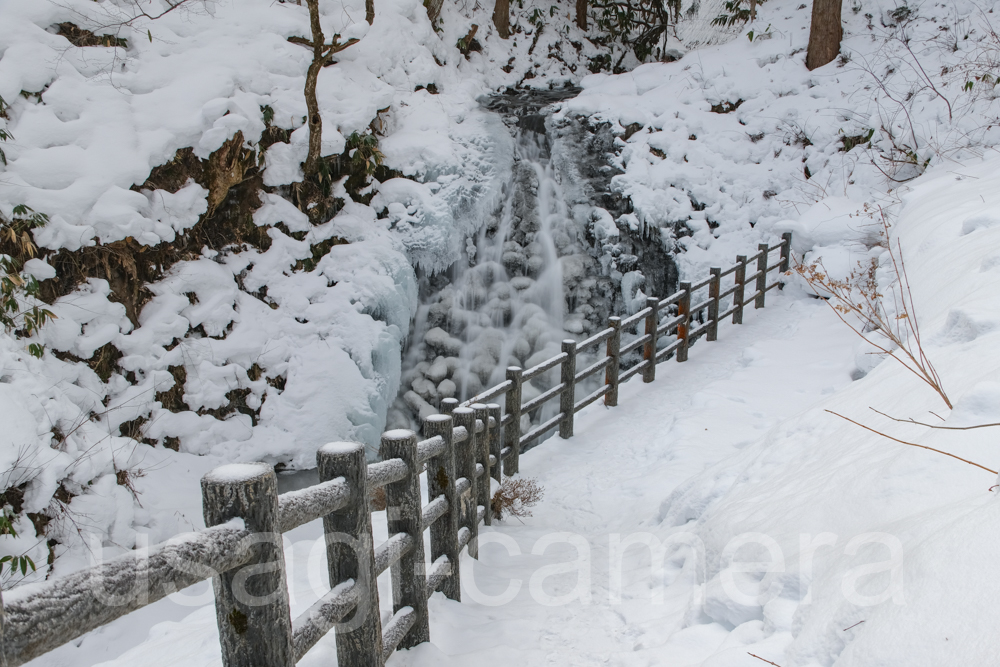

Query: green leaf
148;29;153;43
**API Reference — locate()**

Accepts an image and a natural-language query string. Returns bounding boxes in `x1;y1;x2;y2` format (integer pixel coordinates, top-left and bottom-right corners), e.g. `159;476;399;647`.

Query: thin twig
843;620;866;631
826;410;997;474
748;654;783;667
869;407;1000;431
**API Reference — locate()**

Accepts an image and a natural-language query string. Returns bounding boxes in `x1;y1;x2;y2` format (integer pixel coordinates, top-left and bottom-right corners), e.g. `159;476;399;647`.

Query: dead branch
869;407;1000;431
826;410;997;474
748;654;783;667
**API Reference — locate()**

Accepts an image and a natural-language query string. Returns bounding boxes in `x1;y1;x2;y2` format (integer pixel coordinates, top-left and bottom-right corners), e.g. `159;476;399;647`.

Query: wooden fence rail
0;233;791;667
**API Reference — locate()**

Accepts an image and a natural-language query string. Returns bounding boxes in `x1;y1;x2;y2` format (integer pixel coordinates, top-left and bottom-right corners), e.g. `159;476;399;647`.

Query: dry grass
491;477;543;521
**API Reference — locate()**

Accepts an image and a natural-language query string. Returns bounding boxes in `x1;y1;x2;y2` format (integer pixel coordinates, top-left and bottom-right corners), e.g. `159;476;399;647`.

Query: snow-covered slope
0;0;601;579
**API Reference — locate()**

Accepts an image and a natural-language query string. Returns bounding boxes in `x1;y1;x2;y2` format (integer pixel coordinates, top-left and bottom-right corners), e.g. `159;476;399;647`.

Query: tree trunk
493;0;510;38
576;0;587;30
806;0;842;70
366;0;374;24
303;0;324;176
425;0;444;24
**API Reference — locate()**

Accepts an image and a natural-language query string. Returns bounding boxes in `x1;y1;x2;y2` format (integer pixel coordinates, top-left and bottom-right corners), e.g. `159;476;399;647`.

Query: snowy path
388;290;858;666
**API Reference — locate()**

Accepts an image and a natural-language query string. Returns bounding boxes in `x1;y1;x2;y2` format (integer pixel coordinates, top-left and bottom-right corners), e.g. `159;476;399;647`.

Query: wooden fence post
379;430;430;649
451;406;479;558
707;267;721;342
676;282;692;362
471;403;491;526
559;340;576;438
503;367;522;476
642;296;659;382
755;243;769;309
317;443;382;667
604;317;621;407
423;415;460;601
779;232;792;275
201;463;294;667
733;255;747;325
440;398;458;415
487;403;502;486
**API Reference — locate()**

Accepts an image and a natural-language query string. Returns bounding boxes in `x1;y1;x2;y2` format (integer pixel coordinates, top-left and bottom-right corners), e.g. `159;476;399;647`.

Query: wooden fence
0;234;791;667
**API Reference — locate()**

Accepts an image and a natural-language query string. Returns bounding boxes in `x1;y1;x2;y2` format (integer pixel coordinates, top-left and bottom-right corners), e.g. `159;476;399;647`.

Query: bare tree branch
826;409;997;475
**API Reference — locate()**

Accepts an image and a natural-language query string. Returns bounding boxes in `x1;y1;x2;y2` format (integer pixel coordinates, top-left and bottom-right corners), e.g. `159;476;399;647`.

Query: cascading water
387;87;679;435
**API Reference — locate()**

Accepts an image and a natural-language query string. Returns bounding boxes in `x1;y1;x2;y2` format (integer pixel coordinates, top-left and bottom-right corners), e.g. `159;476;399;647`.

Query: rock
403;390;437;420
424;327;463;356
426;356;449;383
510;276;533;291
502;250;527;273
411;376;438;402
437;379;456;399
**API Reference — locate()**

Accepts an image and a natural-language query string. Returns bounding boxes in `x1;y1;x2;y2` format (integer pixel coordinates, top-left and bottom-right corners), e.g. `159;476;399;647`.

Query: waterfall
388;87;678;434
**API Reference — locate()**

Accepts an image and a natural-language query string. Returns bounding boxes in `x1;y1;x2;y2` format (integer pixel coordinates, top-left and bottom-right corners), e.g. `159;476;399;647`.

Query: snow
4;0;1000;660
202;462;271;484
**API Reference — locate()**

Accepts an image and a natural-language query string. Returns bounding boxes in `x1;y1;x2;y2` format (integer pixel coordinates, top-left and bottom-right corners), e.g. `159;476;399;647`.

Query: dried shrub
115;465;146;503
491;477;543;521
794;205;950;409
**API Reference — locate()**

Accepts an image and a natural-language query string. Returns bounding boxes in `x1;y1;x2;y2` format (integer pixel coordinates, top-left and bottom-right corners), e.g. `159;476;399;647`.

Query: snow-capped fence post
677;282;692;362
440;397;458;415
471;403;492;525
780;232;792;273
423;414;461;601
452;406;480;558
605;316;622;406
559;340;577;438
755;243;769;309
487;403;502;486
733;255;747;324
201;463;295;667
317;442;383;667
379;430;431;649
642;297;660;382
707;267;721;342
503;366;523;475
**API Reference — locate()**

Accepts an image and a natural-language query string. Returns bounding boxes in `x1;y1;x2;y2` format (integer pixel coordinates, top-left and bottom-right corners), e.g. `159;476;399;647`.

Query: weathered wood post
317;443;382;666
676;282;692;363
471;403;491;526
440;397;458;415
451;406;479;558
559;340;577;438
779;232;793;277
733;255;747;325
201;463;294;667
487;403;502;486
707;267;721;342
755;243;769;309
604;316;622;407
423;415;460;601
642;296;659;382
503;366;523;476
379;430;430;649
